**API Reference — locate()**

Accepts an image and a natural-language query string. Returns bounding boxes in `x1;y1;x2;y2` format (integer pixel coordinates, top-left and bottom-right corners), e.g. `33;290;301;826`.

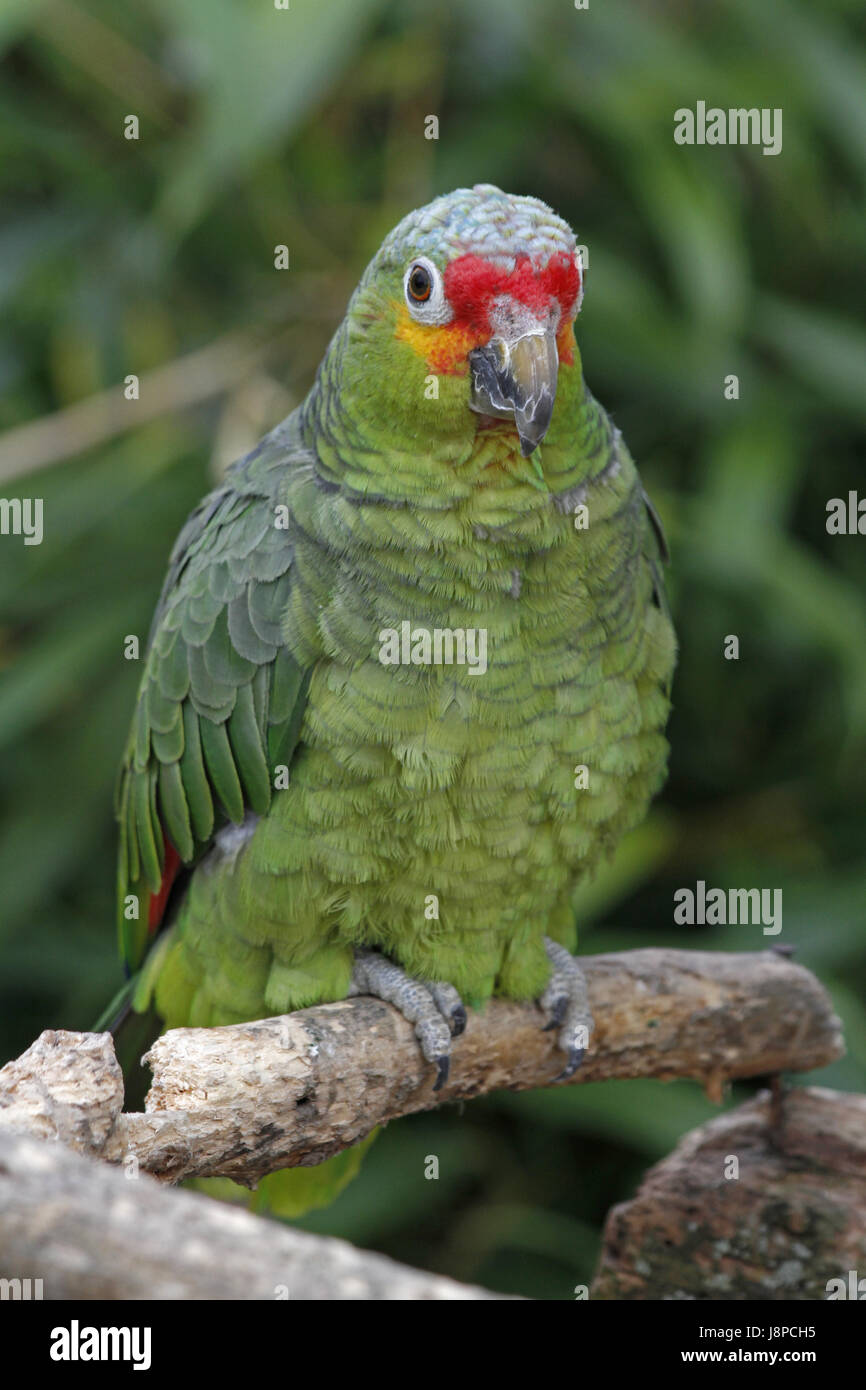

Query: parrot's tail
189;1131;380;1220
91;976;136;1034
92;974;164;1112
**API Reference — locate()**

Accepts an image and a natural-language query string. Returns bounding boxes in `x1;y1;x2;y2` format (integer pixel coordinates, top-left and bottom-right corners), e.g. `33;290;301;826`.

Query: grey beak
468;329;559;456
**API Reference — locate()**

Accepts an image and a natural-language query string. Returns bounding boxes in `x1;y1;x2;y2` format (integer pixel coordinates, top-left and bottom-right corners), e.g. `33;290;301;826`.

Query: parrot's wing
641;483;672;623
115;416;312;972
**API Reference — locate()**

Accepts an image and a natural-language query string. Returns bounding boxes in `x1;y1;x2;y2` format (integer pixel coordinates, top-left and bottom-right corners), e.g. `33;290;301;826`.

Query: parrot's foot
348;948;466;1092
540;938;594;1081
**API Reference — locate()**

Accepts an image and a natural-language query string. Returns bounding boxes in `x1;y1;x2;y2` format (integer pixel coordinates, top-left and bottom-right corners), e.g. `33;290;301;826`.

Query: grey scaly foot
540;938;594;1081
348;948;466;1091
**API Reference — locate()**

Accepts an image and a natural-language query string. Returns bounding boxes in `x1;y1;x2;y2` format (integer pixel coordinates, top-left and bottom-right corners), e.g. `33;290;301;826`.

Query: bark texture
0;1129;502;1300
0;948;844;1186
591;1086;866;1301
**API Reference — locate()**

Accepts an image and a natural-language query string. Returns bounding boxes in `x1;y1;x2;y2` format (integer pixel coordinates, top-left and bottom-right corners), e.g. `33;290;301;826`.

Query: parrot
108;184;676;1214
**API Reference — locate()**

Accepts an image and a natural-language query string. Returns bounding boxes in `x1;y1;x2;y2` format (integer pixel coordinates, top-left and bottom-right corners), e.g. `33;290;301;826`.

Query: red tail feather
148;842;182;933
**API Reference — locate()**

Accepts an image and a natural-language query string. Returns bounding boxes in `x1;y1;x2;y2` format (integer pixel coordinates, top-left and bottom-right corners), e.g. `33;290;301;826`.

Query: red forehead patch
443;251;581;336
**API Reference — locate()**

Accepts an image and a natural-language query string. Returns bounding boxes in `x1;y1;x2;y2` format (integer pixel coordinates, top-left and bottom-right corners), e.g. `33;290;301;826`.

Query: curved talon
450;1004;467;1037
542;995;568;1031
433;1055;451;1091
552;1046;585;1083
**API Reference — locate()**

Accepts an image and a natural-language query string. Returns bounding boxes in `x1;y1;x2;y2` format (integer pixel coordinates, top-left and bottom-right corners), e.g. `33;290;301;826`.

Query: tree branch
591;1086;866;1300
0;1129;501;1301
0;948;844;1189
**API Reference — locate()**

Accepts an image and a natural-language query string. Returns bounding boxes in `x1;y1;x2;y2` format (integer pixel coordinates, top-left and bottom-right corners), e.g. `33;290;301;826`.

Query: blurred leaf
153;0;390;235
756;295;866;422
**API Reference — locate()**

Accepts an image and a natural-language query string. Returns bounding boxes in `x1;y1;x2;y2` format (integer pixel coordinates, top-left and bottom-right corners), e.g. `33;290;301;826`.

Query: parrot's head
316;185;585;498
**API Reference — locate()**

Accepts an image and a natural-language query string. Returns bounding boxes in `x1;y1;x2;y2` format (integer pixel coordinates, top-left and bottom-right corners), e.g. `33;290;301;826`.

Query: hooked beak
468;328;559;457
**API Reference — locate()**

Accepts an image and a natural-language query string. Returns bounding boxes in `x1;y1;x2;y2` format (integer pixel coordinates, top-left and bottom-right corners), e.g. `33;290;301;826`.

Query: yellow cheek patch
393;301;478;376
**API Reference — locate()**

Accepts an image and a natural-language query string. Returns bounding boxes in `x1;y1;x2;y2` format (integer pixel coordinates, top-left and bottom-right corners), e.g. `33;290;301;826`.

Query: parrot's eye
407;264;432;301
403;256;449;324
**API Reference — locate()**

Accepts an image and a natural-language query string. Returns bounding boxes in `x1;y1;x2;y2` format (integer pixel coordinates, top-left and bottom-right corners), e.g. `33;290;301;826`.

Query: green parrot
110;185;676;1213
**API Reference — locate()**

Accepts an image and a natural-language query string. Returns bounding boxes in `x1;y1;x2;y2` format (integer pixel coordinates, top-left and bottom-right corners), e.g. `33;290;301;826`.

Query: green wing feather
641;483;672;629
115;421;312;973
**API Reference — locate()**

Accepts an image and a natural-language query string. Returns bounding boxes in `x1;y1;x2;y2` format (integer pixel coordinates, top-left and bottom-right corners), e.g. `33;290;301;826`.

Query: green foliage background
1;0;864;1299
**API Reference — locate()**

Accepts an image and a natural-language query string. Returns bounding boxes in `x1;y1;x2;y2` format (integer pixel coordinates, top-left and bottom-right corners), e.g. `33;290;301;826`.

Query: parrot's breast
153;424;674;1029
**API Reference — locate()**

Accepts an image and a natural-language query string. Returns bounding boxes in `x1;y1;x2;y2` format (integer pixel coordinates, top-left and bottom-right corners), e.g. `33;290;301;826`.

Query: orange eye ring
407;264;433;302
